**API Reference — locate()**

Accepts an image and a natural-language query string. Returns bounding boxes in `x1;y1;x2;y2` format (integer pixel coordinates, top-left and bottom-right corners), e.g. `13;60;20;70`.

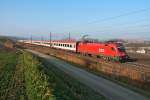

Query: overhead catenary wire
66;7;150;32
86;8;150;25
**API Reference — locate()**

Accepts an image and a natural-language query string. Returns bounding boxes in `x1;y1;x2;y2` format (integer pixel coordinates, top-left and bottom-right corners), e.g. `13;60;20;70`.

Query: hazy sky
0;0;150;40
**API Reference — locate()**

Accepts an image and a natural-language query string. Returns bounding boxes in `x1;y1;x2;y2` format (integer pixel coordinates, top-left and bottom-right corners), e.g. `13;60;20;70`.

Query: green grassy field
0;48;25;100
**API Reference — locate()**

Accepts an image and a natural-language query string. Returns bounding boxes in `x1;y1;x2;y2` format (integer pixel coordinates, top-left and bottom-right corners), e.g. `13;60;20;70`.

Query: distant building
136;49;146;54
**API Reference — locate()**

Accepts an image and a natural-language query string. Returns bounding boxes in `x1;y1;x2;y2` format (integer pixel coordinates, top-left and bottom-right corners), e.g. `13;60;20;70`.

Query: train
20;39;129;62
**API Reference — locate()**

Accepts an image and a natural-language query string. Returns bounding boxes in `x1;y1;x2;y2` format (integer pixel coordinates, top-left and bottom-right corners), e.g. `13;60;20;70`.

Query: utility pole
30;35;32;44
23;37;25;49
69;32;70;41
41;36;43;44
49;32;52;47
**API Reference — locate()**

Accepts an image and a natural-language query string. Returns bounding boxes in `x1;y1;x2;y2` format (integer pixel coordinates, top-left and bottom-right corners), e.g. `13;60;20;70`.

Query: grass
20;51;55;100
0;48;25;100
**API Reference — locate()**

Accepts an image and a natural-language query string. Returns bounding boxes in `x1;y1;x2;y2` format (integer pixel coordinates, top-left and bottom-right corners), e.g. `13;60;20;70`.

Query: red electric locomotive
77;41;128;62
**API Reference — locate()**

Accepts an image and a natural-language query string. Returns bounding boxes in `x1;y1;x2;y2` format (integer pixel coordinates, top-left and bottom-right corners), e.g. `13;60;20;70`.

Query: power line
86;8;150;25
67;7;150;32
94;23;150;34
93;18;150;30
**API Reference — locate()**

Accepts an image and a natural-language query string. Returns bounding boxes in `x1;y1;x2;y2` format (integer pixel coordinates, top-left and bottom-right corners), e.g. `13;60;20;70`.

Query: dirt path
27;49;149;100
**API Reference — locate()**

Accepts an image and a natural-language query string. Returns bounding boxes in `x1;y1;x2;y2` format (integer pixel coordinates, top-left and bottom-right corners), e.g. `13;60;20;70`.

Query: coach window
70;45;72;48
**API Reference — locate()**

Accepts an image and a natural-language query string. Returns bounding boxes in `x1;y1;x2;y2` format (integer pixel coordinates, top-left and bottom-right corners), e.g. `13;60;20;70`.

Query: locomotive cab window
111;47;115;51
117;43;126;52
118;47;125;52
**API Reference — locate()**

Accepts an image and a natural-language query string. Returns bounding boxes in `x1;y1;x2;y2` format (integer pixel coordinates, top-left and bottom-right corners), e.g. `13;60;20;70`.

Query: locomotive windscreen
117;43;126;52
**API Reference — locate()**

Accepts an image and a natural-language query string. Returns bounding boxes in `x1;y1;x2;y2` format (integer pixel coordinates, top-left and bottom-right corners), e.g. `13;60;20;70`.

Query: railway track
124;62;150;72
126;62;150;68
23;43;150;72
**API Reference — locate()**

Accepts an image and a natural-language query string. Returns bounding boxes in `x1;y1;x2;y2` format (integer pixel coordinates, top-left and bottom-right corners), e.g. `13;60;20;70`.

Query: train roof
52;40;76;43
